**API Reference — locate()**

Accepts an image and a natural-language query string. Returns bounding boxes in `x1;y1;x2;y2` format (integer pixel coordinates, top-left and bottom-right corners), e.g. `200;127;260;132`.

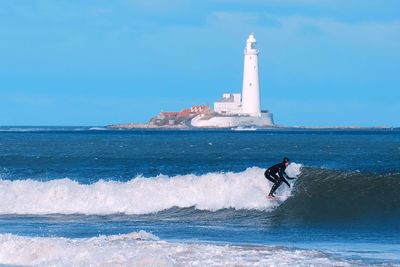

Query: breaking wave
0;164;301;215
0;231;353;267
1;164;398;221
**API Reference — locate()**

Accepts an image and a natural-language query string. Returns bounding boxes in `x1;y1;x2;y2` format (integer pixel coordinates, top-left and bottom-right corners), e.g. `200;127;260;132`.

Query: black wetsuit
264;162;294;196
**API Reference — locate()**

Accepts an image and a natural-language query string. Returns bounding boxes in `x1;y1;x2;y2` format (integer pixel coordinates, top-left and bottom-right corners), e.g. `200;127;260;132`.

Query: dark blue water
1;128;399;181
0;127;399;265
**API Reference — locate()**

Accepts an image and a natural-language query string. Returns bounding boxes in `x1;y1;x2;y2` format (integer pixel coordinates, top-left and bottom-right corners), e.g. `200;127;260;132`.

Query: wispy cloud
206;10;400;46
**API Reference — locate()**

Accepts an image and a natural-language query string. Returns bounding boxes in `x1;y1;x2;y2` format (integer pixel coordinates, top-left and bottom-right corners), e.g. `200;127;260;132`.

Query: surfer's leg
264;171;277;183
269;179;283;196
266;173;280;196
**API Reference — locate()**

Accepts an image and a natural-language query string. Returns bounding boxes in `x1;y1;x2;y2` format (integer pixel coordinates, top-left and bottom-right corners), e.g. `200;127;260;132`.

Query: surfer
264;157;296;199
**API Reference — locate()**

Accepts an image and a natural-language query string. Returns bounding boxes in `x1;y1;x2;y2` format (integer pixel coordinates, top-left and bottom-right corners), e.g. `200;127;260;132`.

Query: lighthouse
190;33;274;128
241;33;261;116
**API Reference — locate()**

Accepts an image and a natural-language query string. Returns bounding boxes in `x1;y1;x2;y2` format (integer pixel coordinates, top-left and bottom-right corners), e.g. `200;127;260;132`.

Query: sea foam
0;231;351;267
0;164;301;215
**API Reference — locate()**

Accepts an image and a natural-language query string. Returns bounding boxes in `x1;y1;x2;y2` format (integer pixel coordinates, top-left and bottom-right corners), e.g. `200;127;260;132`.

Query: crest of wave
0;164;301;215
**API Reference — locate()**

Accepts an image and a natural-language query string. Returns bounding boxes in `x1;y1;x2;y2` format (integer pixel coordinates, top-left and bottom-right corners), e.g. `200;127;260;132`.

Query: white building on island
213;93;242;115
191;33;274;128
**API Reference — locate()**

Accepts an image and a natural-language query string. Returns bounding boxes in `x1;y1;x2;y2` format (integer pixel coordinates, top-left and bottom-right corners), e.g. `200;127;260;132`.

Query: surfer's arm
283;171;296;180
279;169;291;188
282;176;290;188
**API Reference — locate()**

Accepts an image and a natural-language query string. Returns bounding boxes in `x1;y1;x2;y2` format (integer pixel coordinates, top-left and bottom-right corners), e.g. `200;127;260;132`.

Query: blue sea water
0;127;399;266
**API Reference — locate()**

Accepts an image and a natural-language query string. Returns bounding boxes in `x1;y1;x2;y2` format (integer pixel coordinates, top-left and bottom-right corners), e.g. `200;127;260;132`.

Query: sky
0;0;399;126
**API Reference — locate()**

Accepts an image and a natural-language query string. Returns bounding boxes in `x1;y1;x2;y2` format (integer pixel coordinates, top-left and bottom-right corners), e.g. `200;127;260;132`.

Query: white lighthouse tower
241;33;261;117
190;33;274;128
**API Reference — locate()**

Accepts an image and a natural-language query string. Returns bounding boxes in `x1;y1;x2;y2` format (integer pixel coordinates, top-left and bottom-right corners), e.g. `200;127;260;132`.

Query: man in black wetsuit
264;157;295;198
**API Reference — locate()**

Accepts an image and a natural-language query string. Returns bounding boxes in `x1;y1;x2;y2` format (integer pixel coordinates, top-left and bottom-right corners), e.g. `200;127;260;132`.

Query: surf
0;231;352;267
0;165;301;215
1;164;398;221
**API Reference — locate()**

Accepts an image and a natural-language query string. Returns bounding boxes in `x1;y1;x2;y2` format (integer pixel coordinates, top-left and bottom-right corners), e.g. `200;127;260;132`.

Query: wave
0;127;89;132
274;168;400;221
1;164;398;221
0;126;110;132
88;127;108;131
0;165;301;215
0;231;352;266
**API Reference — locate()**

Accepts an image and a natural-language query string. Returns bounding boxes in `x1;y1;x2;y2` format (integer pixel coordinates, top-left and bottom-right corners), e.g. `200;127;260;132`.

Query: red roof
179;109;192;115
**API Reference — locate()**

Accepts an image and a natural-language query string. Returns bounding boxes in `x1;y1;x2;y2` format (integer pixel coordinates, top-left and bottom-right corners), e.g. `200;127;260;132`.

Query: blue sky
1;0;399;126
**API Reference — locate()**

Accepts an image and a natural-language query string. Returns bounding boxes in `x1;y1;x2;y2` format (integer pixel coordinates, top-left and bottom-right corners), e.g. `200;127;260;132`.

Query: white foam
0;166;302;215
0;232;352;267
0;127;87;132
286;163;302;178
89;127;108;130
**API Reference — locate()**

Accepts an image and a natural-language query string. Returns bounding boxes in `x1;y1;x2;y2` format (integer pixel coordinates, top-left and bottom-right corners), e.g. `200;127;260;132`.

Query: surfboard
266;195;280;201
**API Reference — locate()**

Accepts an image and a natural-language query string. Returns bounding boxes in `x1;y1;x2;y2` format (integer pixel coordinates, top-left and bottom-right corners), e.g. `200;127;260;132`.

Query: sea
0;126;399;266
